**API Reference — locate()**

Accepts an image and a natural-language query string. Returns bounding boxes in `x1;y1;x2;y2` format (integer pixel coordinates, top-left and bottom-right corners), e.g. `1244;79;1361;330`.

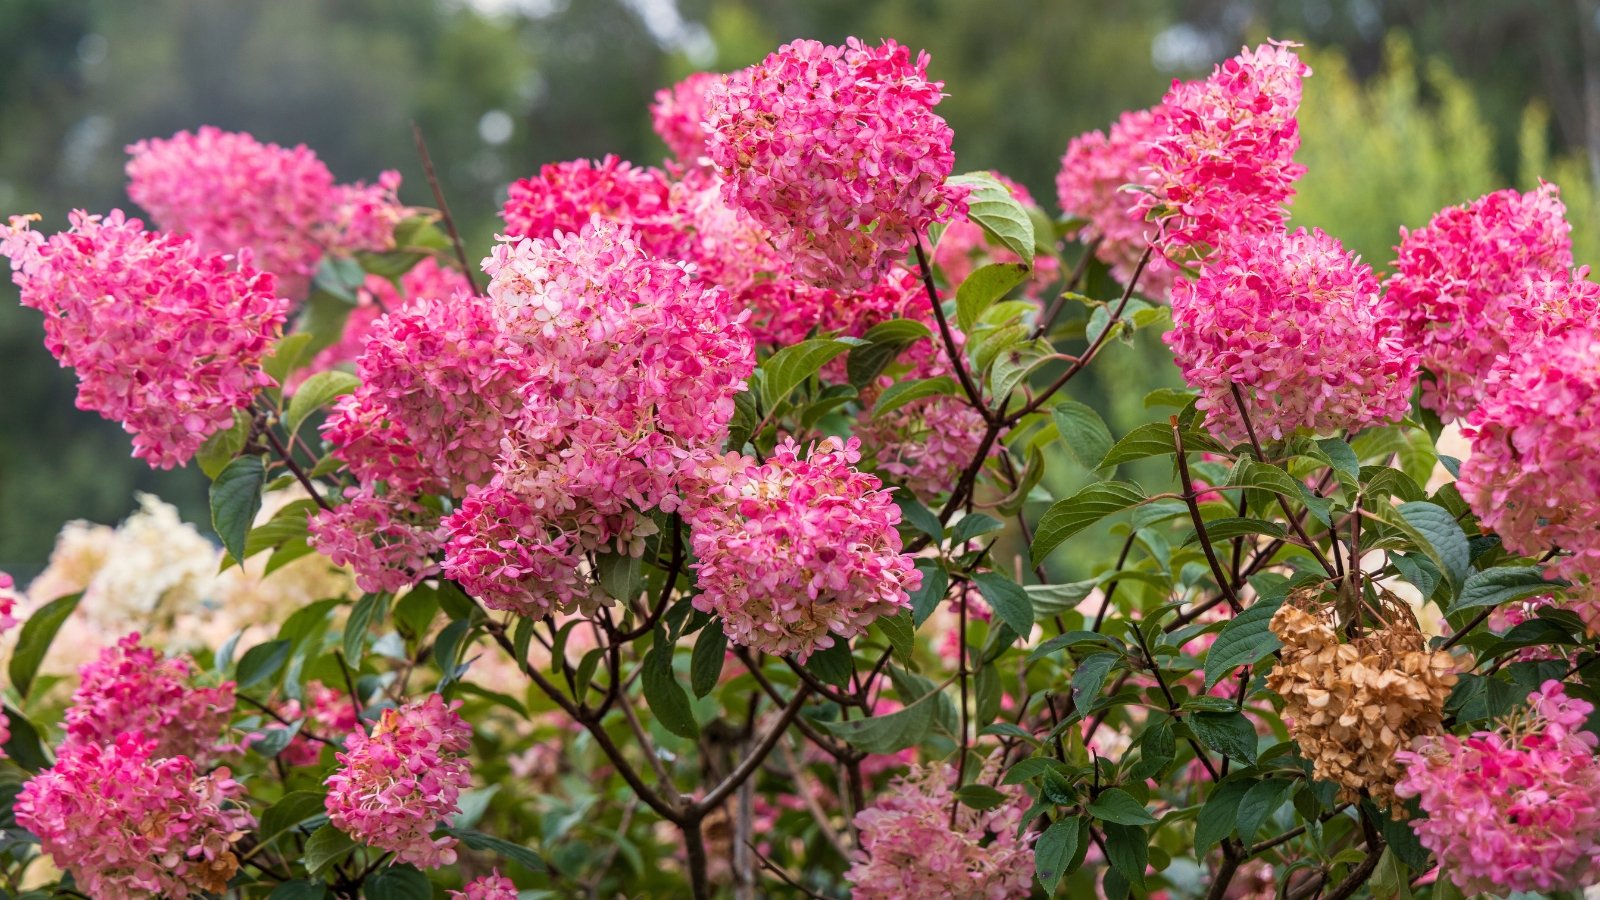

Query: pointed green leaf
1031;481;1147;564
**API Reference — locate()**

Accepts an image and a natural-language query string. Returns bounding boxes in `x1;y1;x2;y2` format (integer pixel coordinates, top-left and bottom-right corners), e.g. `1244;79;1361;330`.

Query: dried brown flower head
1266;587;1456;812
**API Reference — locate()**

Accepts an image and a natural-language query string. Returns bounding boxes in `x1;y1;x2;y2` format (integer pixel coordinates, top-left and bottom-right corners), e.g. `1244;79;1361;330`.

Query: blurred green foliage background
3;0;1598;572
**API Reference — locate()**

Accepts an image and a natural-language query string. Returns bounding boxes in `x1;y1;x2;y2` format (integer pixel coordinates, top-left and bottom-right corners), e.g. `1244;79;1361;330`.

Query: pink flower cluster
705;38;963;290
1382;185;1575;421
686;437;919;660
1457;306;1600;625
1138;42;1310;258
442;222;753;616
17;734;254;900
1395;681;1600;895
126;127;405;297
325;694;473;869
0;571;20;633
847;762;1035;899
652;71;724;166
1;211;286;468
500;155;683;258
1166;227;1417;441
300;257;473;381
450;870;518;900
273;680;361;768
309;486;445;594
1056;107;1181;296
64;633;236;763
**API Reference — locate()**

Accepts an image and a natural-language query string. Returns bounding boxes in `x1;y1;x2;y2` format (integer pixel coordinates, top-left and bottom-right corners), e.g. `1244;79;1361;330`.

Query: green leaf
1031;481;1148;564
285;370;361;437
690;620;727;698
1189;711;1258;764
1392;501;1471;587
956;262;1031;333
270;882;329;900
1035;817;1083;894
955;784;1010;810
260;790;330;849
1101;822;1148;890
1236;778;1293;843
236;639;292;690
872;376;956;418
950;513;1004;546
196;410;251;479
1228;456;1306;498
972;572;1035;637
1195;778;1253;853
3;705;50;770
343;593;389;666
304;823;357;875
595;551;644;603
445;827;547;872
1070;652;1119;713
1315;437;1362;484
642;635;698;739
820;691;935;754
264;332;315;385
363;864;431;900
1453;566;1566;613
1052;400;1115;471
1203;593;1290;690
212;455;266;565
875;610;915;664
1097;422;1178;469
9;592;81;699
897;495;944;540
947;172;1035;266
910;562;950;626
805;639;853;687
759;337;862;409
1088;787;1158;825
1183;517;1288;545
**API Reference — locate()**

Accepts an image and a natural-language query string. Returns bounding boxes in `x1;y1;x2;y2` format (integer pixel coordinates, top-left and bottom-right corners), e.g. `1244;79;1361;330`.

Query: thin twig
914;237;989;420
411;122;481;295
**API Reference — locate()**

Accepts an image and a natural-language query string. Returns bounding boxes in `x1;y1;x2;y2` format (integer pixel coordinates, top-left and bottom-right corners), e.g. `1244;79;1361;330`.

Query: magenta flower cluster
325;694;473;869
449;870;519;899
651;70;723;166
1395;681;1600;895
1166;227;1417;441
1382;184;1575;421
126;126;405;298
64;633;237;764
846;762;1036;899
704;38;963;290
17;734;253;900
686;437;919;660
499;155;683;258
1;211;286;468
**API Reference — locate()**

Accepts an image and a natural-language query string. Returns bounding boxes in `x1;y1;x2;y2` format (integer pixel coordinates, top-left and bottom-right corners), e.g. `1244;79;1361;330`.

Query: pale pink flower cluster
0;571;20;633
1;211;286;468
309;487;444;594
1055;107;1181;296
686;437;919;660
705;38;963;290
669;171;789;306
847;762;1035;899
126;127;405;297
652;71;724;166
273;680;360;768
1138;42;1310;258
1166;227;1417;441
933;171;1060;298
1381;185;1575;421
325;694;473;869
17;733;253;900
1395;681;1600;895
442;221;753;616
500;155;683;258
64;633;236;763
450;870;518;899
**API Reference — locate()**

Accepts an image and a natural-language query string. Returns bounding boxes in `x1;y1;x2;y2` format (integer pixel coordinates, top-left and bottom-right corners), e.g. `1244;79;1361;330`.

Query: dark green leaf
1035;817;1083;894
1031;481;1147;563
955;783;1009;810
1190;711;1258;764
1195;778;1254;852
972;572;1035;637
212;455;266;565
1390;501;1471;587
956;262;1031;333
805;639;853;688
642;636;698;739
1101;822;1148;890
271;882;328;900
1236;778;1293;843
690;620;727;698
1070;652;1119;713
1227;456;1306;498
897;495;944;540
446;827;547;872
363;864;431;900
874;610;915;664
196;410;251;479
9;592;81;699
286;370;360;437
1204;593;1290;690
1453;566;1566;613
1098;422;1218;469
343;593;389;666
260;791;331;849
2;705;50;770
595;551;644;603
820;692;936;754
1052;400;1115;471
236;639;292;690
1088;787;1157;825
910;562;950;626
950;513;1004;546
759;337;862;409
303;823;357;875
